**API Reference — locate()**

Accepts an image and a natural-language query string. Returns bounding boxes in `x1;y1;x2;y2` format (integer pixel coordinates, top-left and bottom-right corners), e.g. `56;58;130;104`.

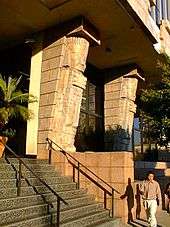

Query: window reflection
75;79;104;152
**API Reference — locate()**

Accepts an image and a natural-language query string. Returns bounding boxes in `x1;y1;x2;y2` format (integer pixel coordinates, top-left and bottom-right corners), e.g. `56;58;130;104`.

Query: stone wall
37;37;66;158
47;151;134;223
126;0;160;42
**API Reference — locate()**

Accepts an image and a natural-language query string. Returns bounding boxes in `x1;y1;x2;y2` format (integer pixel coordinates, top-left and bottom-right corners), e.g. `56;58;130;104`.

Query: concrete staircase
0;158;125;227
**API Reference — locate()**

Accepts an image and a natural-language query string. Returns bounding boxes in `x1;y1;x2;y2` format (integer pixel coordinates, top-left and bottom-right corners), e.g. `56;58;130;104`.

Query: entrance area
75;64;104;152
0;44;32;156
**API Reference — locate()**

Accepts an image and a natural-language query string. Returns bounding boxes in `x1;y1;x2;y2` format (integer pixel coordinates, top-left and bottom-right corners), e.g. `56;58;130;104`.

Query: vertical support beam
168;0;170;20
156;0;162;24
26;35;43;155
162;0;168;20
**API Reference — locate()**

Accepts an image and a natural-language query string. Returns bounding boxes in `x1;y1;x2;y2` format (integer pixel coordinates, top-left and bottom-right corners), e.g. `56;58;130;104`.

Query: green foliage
139;54;170;147
0;75;37;137
0;128;16;137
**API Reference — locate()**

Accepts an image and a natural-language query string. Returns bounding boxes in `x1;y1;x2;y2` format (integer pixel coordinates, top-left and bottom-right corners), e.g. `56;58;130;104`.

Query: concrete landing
127;210;170;227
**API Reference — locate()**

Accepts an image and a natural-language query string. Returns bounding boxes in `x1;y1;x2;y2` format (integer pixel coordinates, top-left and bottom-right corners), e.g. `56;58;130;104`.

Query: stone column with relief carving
50;37;89;152
37;17;100;157
104;68;143;151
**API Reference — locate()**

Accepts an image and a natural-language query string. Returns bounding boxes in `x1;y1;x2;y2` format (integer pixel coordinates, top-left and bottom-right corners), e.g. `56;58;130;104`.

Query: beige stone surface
41;68;60;83
104;68;141;150
43;151;134;222
127;0;160;42
47;37;89;152
37;32;91;153
26;37;43;155
160;20;170;56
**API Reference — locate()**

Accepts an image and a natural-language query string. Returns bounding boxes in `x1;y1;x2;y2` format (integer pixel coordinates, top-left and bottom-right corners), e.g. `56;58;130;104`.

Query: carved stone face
67;37;89;72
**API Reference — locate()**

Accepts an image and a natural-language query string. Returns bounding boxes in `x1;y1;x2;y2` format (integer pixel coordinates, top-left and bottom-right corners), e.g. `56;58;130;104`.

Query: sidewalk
127;210;170;227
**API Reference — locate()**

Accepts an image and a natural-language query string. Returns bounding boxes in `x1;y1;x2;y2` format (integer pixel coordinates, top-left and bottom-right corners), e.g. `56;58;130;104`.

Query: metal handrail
3;143;68;227
46;137;121;218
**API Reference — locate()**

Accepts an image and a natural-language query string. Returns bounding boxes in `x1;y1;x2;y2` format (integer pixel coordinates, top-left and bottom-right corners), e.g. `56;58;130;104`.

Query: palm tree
0;74;36;135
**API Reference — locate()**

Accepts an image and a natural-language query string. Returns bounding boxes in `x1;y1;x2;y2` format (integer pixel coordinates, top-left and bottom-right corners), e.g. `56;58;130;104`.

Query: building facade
0;0;170;156
1;0;170;222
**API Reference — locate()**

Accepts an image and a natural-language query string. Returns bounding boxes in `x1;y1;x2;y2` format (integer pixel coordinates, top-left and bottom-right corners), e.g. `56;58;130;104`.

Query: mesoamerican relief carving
49;37;89;152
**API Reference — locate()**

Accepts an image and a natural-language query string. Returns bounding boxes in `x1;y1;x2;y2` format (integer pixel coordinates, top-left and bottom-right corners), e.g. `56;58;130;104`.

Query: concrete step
19;182;77;195
89;217;126;227
0;189;88;211
0;171;16;179
0;187;17;199
0;203;50;225
0;157;116;227
16;164;55;172
0;169;61;179
2;158;49;164
60;210;110;227
61;195;95;210
1;214;50;227
0;176;73;188
21;170;61;178
0;197;101;225
0;163;55;172
0;181;77;198
59;203;104;223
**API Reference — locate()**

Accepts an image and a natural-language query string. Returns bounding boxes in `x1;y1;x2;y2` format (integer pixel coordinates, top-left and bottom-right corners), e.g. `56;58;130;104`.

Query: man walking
140;171;162;227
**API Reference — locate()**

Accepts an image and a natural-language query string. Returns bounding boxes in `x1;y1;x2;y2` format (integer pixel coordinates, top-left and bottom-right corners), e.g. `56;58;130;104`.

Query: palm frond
0;74;7;97
6;76;22;101
0;75;36;129
9;105;33;121
10;92;37;103
0;107;9;124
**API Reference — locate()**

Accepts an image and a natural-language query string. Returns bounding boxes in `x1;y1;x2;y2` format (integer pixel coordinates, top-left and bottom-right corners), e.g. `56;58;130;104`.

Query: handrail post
77;162;80;189
111;189;115;218
104;191;107;209
73;166;75;182
56;197;60;227
48;140;52;165
17;160;22;196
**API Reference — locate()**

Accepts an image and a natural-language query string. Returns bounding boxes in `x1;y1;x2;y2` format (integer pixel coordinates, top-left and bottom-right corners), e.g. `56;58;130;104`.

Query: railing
150;0;170;25
46;138;120;218
3;143;68;227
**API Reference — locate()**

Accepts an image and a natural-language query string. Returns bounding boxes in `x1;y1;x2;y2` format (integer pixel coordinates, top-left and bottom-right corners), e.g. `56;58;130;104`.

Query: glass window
75;78;104;152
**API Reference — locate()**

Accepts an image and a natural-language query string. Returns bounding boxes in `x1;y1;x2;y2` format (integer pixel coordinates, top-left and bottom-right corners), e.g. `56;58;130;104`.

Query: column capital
123;68;145;81
66;16;100;46
44;16;100;48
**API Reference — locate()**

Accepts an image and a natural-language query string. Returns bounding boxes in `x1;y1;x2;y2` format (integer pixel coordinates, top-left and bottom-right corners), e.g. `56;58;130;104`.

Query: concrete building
0;0;170;224
0;0;169;156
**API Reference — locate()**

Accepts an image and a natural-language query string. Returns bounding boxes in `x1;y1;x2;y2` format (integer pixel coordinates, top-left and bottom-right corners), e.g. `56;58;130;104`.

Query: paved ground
127;211;170;227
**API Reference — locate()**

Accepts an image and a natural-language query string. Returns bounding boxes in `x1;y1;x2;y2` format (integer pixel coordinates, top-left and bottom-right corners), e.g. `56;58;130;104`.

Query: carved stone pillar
37;17;100;156
104;68;143;151
49;37;89;152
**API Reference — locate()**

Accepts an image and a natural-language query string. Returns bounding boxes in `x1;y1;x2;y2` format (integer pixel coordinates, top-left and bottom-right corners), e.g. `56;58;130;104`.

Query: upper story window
150;0;170;25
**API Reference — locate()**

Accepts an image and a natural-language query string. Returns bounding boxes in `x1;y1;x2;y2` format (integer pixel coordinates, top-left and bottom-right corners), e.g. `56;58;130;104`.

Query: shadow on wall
75;124;131;152
120;178;151;225
123;171;170;224
105;125;130;151
120;178;134;224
